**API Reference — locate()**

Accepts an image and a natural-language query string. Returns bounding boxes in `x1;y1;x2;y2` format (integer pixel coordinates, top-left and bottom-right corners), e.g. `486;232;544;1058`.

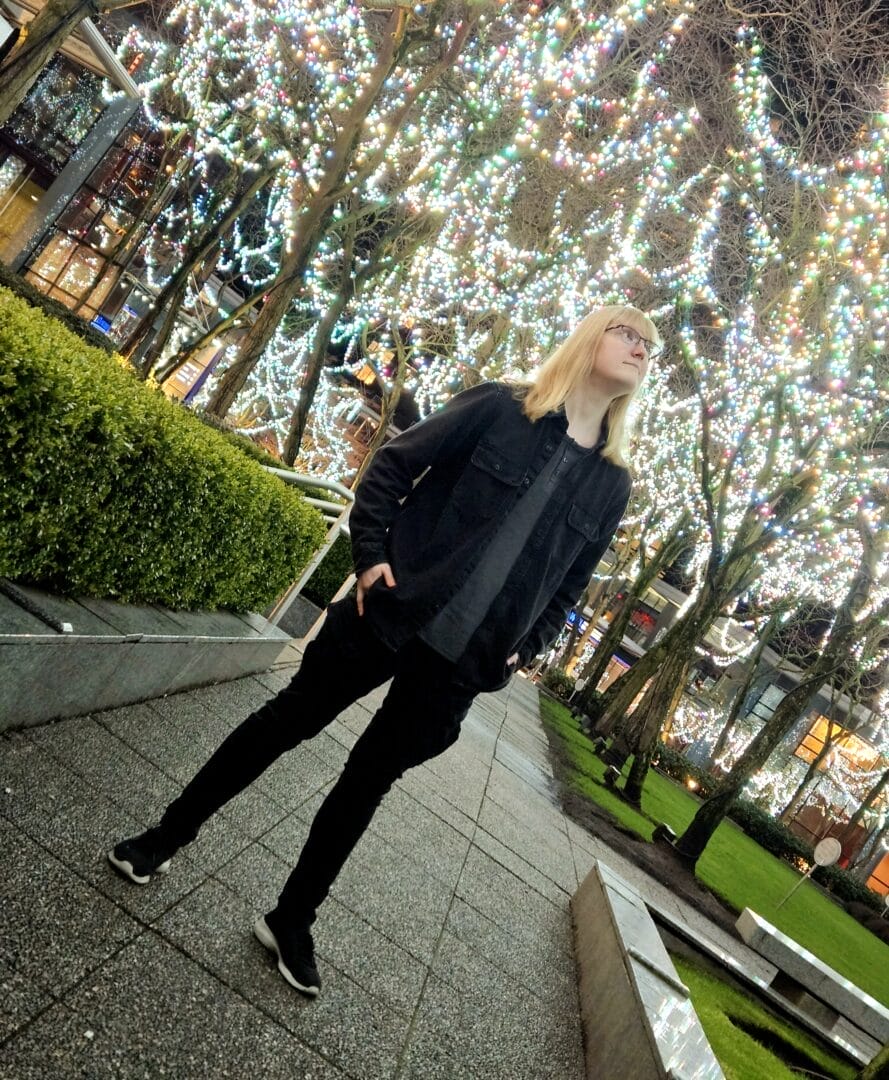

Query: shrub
652;743;720;798
813;864;883;913
541;667;576;700
727;799;815;865
0;287;326;612
303;532;354;608
194;407;293;471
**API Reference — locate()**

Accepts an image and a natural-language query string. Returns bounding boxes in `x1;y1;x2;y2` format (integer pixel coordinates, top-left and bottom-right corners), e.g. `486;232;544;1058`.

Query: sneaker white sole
253;916;320;997
106;849;172;885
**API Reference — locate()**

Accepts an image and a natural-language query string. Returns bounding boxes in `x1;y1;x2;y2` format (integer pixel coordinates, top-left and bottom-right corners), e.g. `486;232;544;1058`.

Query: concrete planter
1;581;296;732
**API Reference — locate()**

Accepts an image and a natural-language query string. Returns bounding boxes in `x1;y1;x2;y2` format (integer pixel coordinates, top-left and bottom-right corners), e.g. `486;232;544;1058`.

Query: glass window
2;56;104;172
746;683;786;726
0;155;43;259
625;600;661;645
23;112;168;319
641;588;669;613
795;714;885;779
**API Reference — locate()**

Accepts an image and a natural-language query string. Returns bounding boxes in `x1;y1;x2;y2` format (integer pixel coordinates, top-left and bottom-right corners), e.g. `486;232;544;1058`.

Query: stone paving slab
0;661;771;1078
0;932;344;1080
0;820;141;1000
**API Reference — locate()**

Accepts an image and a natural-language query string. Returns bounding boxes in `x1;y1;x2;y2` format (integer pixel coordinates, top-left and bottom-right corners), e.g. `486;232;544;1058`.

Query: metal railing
262;468;356;631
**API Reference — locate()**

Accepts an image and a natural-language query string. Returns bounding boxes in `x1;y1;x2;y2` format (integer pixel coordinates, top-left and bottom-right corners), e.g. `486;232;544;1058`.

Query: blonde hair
518;305;660;467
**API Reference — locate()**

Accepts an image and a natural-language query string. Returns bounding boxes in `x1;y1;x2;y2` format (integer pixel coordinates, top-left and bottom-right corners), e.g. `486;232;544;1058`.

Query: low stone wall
1;582;296;731
737;908;888;1058
572;859;723;1080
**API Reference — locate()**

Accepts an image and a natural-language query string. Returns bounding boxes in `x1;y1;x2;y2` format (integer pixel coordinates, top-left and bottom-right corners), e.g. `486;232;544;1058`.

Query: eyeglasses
606;324;660;360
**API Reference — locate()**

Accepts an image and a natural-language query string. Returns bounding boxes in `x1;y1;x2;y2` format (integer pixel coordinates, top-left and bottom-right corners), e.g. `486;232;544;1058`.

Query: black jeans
158;597;477;924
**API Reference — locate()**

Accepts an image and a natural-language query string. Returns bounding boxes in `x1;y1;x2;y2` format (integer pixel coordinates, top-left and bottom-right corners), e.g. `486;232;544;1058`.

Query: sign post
775;836;842;910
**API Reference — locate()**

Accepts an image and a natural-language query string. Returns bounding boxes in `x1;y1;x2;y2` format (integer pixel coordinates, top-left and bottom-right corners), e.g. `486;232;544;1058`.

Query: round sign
813;837;842;867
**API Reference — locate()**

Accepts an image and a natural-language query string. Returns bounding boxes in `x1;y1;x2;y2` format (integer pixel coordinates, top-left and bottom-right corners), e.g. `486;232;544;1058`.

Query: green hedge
0;287;326;611
727;799;814;862
812;863;883;912
541;667;576;700
654;743;720;798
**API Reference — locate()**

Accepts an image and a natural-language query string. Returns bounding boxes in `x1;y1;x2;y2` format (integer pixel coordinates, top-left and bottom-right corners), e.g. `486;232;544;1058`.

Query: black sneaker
107;828;175;885
254;911;321;997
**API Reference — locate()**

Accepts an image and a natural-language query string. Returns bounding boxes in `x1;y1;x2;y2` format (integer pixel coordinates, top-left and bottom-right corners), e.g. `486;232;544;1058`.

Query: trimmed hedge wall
0;287;326;612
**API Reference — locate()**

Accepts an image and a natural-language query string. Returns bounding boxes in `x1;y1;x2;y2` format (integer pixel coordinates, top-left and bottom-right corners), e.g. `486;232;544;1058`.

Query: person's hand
356;563;396;616
507;653;520;667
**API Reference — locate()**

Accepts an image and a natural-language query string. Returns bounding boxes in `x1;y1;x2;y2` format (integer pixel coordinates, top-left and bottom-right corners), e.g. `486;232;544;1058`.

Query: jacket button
494;463;501;471
522;477;530;487
544;443;554;453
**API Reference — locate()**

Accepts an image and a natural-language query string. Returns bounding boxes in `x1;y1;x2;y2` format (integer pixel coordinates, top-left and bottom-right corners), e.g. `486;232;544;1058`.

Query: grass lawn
539;692;889;1008
672;955;857;1080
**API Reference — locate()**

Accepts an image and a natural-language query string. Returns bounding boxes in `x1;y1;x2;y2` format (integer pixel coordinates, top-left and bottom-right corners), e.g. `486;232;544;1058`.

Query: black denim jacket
349;381;631;690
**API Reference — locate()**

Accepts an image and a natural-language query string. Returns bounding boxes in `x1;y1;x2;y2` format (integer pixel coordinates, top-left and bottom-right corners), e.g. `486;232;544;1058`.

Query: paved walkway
0;662;760;1078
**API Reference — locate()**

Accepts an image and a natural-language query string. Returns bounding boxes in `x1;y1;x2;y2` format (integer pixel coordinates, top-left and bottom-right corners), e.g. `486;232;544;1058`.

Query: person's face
592;323;655;395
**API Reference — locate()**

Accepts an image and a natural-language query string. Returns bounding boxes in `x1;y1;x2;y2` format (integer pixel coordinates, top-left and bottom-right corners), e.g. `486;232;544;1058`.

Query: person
107;305;660;997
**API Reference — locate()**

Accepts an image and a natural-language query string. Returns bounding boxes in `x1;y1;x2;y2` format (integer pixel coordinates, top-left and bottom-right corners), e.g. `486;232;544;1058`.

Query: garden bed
671;952;857;1080
539;691;889;1008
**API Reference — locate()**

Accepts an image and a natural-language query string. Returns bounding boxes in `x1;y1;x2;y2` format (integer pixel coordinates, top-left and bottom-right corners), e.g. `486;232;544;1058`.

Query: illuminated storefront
791;714;888;893
0;56;105;259
0;17;179;344
23;116;166;329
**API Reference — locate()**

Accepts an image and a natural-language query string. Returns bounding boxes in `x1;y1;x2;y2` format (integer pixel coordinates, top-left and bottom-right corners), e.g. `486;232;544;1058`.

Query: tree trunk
204;8;413;420
858;1038;888;1080
205;227;321;418
779;732;834;821
593;597;716;739
350;323;410;487
556;586;589;669
844;765;889;836
676;671;826;864
677;544;888;865
849;822;888;880
622;646;693;804
136;276;189;377
575;515;693;708
586;632;670;735
575;590;633;700
154;282;271;385
674;783;739;864
598;614;701;771
281;290;349;465
125;167;274;369
0;0;144;125
279;200;446;461
565;577;626;677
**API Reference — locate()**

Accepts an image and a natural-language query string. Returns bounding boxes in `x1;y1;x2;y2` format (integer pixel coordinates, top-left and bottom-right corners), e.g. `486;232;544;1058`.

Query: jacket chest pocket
566;503;601;546
454;440;524;520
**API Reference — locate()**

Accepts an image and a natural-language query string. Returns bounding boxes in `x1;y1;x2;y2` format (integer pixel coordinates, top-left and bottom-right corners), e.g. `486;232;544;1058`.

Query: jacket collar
545;407;609;452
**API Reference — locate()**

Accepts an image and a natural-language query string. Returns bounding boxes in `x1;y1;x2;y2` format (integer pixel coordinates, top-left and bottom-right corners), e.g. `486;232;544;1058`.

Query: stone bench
736;908;889;1050
573;860;724;1079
